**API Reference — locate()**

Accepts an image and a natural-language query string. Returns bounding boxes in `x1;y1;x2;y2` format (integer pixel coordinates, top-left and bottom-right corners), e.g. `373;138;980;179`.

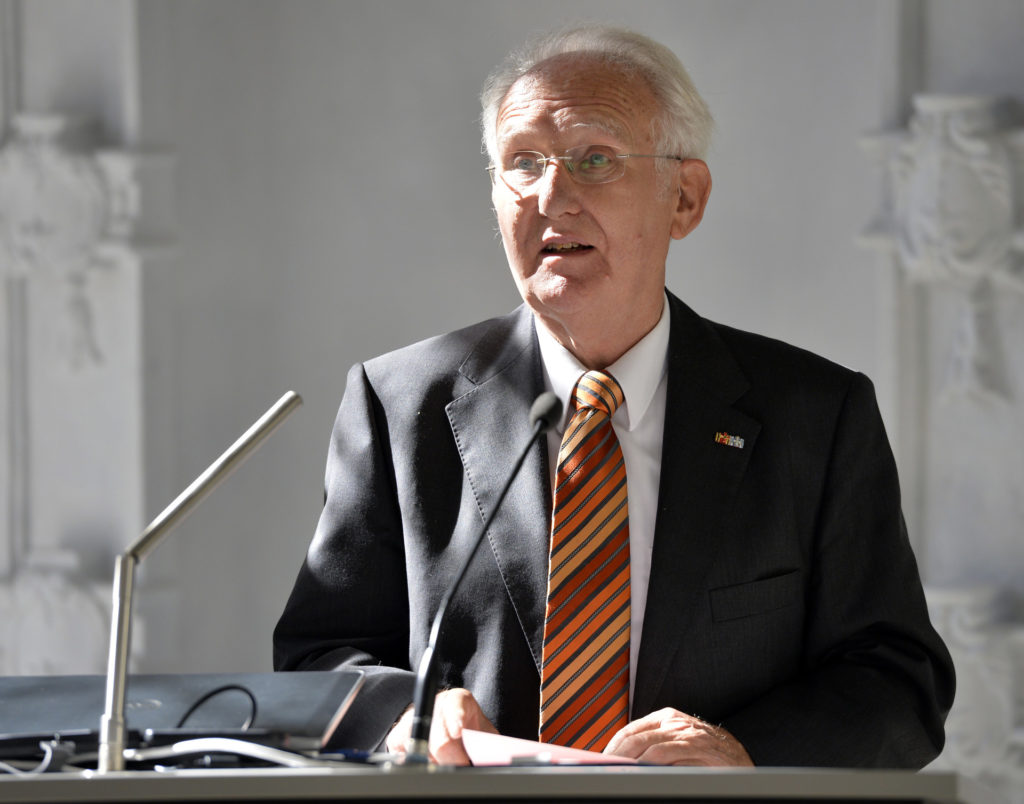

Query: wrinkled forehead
495;54;659;149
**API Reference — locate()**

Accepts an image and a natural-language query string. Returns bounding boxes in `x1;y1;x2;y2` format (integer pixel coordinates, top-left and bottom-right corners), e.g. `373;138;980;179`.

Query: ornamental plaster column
0;0;174;674
0;115;151;673
861;94;1024;799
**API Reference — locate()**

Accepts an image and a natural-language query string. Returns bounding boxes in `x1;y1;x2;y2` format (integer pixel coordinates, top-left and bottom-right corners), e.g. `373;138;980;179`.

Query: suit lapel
632;293;761;717
445;307;551;673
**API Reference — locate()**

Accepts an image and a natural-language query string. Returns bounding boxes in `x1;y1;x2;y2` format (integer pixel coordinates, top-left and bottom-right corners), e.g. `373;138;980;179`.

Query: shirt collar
535;293;670;433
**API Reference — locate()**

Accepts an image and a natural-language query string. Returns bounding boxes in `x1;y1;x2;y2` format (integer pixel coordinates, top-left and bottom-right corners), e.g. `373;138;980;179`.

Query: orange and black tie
539;370;630;752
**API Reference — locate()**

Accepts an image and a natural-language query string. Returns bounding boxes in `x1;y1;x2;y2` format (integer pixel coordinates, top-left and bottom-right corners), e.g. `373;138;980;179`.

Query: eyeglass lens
502;145;625;185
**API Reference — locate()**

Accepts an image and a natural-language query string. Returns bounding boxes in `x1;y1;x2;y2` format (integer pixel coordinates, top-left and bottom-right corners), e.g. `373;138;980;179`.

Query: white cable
123;738;336;768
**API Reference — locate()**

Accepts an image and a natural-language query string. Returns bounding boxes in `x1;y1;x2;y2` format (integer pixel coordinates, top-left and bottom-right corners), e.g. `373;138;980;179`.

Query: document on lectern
462;728;639;766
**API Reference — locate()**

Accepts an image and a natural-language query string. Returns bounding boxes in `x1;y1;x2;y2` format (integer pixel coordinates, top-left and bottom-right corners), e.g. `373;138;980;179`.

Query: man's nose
535;160;582;217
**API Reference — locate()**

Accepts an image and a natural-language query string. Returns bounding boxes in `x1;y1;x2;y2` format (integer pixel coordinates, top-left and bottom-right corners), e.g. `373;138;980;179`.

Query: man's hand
604;708;753;766
384;688;498;765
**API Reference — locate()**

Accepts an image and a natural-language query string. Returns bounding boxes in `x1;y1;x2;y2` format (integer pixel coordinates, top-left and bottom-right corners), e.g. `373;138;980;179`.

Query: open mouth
542;242;593;254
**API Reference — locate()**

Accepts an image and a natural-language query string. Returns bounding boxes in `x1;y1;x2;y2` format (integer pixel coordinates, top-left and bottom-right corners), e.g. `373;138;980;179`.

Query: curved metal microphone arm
404;392;561;764
97;390;303;773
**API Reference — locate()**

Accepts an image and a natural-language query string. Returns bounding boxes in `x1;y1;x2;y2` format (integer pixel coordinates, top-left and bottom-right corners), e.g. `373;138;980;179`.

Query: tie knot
572;371;624;418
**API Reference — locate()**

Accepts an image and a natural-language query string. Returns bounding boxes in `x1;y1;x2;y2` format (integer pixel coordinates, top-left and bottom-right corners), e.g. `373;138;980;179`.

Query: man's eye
579;149;614;170
510;154;541;172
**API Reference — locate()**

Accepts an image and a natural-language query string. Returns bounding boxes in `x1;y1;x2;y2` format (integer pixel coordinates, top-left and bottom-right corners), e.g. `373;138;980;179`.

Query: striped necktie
539;370;630;751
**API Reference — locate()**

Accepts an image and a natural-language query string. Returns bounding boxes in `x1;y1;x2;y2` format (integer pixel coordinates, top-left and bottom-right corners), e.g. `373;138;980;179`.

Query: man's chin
525;290;613;342
524;284;591;322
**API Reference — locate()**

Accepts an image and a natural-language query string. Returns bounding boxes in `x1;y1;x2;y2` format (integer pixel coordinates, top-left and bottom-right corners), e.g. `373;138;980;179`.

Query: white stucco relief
0;115;146;674
862;95;1024;801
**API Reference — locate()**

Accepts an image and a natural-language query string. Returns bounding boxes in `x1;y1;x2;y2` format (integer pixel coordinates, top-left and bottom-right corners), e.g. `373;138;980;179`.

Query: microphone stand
403;392;561;764
96;390;303;773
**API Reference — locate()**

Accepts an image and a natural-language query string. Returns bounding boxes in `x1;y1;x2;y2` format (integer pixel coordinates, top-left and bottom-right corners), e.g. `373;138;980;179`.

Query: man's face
491;56;706;359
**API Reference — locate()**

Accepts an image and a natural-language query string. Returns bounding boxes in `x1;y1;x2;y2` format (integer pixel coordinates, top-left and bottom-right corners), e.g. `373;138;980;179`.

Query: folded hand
604;708;753;766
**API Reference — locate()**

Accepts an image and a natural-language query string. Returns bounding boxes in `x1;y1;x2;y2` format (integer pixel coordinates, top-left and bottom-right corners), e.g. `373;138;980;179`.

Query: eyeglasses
487;144;683;188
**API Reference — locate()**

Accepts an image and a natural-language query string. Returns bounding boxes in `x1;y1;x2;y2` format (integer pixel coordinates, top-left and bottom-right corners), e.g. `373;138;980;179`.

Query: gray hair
480;25;713;166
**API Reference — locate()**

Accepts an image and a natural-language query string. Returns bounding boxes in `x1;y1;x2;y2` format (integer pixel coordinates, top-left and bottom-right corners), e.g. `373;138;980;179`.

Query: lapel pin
714;432;745;449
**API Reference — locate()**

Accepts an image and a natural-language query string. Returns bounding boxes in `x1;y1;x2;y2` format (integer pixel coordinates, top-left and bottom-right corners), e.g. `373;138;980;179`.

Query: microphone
402;392;562;764
97;391;303;773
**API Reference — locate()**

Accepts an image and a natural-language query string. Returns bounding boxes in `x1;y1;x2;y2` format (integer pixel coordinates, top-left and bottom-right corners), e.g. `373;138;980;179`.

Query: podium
0;766;1001;804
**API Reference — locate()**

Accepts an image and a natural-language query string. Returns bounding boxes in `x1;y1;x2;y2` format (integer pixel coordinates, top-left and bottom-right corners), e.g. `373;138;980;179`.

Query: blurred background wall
1;0;1022;795
135;0;901;670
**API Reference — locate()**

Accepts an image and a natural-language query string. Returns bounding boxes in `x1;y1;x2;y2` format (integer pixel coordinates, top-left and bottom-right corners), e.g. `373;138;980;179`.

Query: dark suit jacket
274;291;954;767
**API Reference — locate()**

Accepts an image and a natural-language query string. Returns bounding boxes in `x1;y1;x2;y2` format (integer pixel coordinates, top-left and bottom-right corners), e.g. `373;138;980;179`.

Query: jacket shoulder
666;291;864;410
710;320;860;391
357;305;535;405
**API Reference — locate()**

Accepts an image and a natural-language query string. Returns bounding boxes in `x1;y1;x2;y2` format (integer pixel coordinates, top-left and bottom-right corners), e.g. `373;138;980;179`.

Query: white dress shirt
535;295;670;703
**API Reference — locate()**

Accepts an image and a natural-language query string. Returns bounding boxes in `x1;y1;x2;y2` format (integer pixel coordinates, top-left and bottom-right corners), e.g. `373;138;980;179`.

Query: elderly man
274;25;954;767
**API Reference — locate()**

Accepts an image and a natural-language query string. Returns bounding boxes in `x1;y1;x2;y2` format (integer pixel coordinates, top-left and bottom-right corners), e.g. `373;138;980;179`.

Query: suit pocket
709;571;801;622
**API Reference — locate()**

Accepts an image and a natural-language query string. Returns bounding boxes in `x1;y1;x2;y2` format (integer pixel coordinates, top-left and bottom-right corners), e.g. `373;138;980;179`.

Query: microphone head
529;392;562;433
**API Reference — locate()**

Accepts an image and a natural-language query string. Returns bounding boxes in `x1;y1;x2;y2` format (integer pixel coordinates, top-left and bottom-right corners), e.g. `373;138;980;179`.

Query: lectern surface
0;766;1001;804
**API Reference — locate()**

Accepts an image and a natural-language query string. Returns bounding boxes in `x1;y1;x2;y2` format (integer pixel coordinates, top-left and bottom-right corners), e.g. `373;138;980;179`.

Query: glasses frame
487;146;684;187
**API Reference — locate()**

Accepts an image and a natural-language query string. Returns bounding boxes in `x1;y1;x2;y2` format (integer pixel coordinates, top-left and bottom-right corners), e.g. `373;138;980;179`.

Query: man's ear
669;159;712;240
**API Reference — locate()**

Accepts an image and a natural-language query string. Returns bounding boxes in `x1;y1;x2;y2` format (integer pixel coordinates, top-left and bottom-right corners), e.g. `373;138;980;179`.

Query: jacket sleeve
273;362;416;749
723;373;955;768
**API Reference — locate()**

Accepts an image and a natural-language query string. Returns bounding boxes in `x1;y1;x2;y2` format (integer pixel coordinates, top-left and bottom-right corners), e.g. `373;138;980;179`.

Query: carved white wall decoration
0;114;148;674
861;95;1024;801
896;97;1015;285
0;553;109;675
897;97;1019;404
927;588;1024;802
1;117;109;371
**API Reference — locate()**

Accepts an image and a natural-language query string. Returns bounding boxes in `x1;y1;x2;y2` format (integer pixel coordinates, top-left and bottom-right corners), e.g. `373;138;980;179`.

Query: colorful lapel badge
714;431;745;449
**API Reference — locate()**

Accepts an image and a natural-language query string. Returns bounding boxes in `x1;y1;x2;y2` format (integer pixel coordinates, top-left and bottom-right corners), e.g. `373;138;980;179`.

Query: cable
0;740;76;775
124;738;337;768
175;684;258;730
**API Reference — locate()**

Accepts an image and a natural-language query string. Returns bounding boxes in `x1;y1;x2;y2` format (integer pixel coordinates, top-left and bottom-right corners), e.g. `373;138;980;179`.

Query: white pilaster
0;0;173;675
861;94;1024;798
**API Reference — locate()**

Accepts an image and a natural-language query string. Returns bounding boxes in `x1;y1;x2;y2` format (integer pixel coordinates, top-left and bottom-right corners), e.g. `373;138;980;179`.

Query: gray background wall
3;0;1022;792
124;0;1024;674
133;0;899;673
9;0;1017;677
